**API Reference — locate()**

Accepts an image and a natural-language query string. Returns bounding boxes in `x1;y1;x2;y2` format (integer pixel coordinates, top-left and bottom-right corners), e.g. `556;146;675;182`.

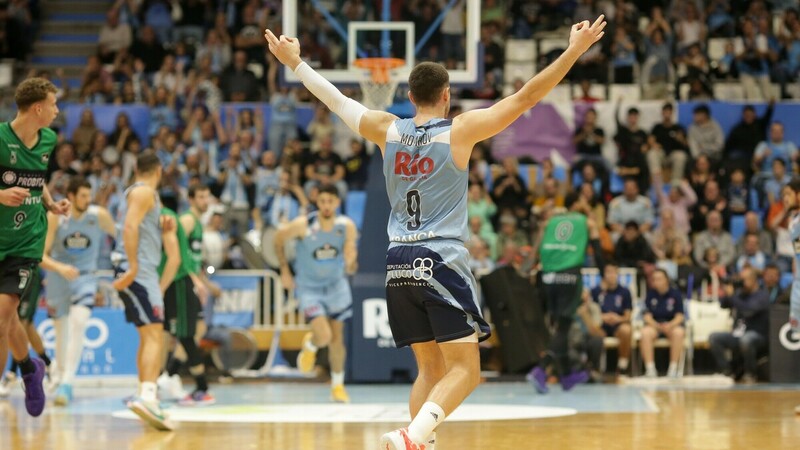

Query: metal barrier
88;269;308;333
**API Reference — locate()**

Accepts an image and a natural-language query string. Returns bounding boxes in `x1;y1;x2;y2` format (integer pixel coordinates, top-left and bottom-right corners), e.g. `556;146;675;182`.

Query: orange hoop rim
353;57;405;84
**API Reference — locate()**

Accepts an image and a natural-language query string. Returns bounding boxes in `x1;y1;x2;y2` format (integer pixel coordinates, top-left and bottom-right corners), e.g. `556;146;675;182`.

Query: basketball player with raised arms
40;176;116;406
0;77;70;417
266;14;606;449
274;184;358;403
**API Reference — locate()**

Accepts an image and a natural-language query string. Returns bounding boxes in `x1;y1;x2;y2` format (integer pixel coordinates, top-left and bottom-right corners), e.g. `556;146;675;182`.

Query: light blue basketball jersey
383;118;468;244
790;212;800;332
293;212;348;288
791;212;800;280
50;205;105;274
111;182;162;280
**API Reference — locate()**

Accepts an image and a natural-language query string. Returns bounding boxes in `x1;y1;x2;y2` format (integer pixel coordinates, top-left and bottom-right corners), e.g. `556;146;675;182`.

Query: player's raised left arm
264;29;397;151
344;219;358;275
451;15;606;156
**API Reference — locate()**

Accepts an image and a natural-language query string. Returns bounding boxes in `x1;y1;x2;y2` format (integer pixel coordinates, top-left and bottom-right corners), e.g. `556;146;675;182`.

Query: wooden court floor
2;383;800;450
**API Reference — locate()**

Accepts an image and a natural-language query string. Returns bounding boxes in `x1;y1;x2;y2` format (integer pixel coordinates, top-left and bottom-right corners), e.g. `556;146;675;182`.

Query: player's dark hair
188;184;210;199
66;176;91;196
136;151;161;175
317;184;340;198
161;193;178;212
564;191;581;210
15;77;58;111
408;62;449;106
693;104;710;116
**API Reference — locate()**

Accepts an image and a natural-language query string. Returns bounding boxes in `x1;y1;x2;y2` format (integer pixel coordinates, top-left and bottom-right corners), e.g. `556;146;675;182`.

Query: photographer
708;267;770;384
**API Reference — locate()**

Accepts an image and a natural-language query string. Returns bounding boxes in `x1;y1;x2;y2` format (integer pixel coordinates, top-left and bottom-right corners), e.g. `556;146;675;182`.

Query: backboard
281;0;482;87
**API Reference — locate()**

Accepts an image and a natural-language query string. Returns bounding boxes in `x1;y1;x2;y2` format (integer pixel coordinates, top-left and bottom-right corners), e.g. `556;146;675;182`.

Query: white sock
53;316;68;380
62;305;90;385
407;402;445;444
618;358;629;371
140;381;158;402
331;371;344;387
645;363;657;375
667;362;678;376
304;338;318;353
426;432;437;447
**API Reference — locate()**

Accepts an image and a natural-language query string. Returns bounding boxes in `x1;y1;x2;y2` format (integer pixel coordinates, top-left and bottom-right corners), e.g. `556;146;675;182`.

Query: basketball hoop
353;57;405;111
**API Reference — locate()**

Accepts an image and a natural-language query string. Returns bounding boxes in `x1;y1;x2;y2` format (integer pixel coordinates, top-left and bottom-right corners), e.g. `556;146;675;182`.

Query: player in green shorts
158;193;215;406
528;191;603;394
0;78;70;416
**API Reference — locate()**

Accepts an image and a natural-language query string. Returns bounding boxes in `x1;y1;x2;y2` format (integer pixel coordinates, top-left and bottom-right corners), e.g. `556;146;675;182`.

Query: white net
359;79;399;111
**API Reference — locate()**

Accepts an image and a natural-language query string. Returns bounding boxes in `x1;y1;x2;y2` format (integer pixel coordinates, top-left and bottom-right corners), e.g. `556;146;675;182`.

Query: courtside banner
34;308;139;377
209;272;261;328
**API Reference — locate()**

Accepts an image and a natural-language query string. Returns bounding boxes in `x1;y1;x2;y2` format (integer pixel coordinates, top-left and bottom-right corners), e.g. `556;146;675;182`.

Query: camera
721;276;744;289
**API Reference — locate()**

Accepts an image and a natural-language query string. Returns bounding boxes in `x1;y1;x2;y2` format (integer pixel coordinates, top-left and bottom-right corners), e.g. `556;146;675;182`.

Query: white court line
640;392;661;413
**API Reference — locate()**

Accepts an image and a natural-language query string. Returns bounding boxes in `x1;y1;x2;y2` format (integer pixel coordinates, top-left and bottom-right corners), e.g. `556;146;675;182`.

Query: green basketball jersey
0;122;57;261
182;211;203;275
540;212;589;272
158;208;193;280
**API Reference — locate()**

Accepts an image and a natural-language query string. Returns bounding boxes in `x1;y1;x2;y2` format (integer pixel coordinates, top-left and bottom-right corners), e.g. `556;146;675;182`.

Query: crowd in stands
0;0;38;61
1;0;798;379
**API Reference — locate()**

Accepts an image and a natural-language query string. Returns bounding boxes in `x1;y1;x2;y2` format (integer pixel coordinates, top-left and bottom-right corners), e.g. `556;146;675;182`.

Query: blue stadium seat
345;191;367;231
610;173;624;194
572;171;583;187
781;272;794;290
749;188;761;212
730;215;746;242
553;165;566;182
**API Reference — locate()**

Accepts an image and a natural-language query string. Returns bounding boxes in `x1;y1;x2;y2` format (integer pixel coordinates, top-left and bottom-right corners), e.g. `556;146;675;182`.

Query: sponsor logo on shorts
412;258;434;281
386;258;435;283
541;272;578;284
18;268;30;290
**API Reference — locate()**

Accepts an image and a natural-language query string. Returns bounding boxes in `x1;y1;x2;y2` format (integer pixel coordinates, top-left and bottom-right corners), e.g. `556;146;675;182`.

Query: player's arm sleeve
294;62;368;135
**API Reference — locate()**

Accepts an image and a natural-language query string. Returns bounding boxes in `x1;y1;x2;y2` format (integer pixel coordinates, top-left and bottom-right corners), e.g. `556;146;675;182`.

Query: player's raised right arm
264;29;396;151
452;15;606;152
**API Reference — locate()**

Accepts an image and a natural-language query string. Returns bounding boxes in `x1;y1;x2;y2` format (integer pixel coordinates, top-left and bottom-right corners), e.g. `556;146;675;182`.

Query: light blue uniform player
275;184;357;403
41;177;116;406
112;182;165;326
263;15;607;446
383;118;491;347
47;206;107;316
110;152;176;431
293;213;353;321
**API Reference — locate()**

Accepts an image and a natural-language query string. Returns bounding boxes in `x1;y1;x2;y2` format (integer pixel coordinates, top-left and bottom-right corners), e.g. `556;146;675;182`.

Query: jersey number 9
406;190;421;231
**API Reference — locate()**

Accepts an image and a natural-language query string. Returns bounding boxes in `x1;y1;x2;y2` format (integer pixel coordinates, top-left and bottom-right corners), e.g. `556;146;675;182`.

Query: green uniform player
159;185;216;406
528;191;603;395
0;78;70;416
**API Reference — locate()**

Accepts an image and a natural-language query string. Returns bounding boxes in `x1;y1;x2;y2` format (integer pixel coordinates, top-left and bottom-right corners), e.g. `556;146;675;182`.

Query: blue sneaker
54;384;73;407
21;359;46;417
128;396;175;431
560;370;590;391
526;366;549;394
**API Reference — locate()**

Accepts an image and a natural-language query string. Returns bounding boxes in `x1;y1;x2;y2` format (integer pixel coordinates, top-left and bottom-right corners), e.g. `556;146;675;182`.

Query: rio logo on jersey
394;152;434;178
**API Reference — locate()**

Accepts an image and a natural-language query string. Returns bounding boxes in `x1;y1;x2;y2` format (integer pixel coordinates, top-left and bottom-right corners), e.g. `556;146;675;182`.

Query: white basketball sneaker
380;428;434;450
